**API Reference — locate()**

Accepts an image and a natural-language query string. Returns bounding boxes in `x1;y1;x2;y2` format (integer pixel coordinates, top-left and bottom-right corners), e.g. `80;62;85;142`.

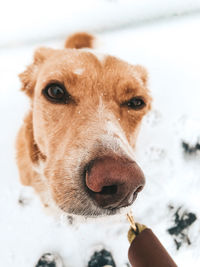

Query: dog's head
18;33;152;217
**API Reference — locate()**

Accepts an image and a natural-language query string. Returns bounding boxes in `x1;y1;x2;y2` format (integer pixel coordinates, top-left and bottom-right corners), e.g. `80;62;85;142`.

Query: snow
73;68;84;75
0;0;200;47
1;8;200;267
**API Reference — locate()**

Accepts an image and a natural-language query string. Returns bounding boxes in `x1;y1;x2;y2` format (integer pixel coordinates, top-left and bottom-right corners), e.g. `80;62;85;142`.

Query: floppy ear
16;112;46;186
134;65;148;85
17;47;51;185
19;47;53;98
65;32;95;49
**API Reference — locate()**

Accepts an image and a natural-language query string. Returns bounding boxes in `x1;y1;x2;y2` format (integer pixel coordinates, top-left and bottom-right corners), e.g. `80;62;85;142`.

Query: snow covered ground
0;7;200;267
0;0;200;48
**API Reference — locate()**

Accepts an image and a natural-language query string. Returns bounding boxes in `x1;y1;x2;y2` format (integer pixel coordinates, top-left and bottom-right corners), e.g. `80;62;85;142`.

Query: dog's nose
85;156;145;209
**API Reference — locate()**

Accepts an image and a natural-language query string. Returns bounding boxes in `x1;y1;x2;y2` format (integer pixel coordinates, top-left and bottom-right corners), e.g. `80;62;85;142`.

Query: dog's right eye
42;83;70;104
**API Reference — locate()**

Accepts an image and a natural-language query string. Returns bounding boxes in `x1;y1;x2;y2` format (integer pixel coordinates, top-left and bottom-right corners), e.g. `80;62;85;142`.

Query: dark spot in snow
168;209;196;235
67;215;73;225
182;141;200;154
88;249;116;267
167;206;197;250
18;196;31;206
35;253;63;267
18;198;24;205
168;204;174;210
174;239;182;250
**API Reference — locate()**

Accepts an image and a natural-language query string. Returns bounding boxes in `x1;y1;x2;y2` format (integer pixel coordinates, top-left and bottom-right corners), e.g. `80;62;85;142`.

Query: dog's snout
85;156;145;209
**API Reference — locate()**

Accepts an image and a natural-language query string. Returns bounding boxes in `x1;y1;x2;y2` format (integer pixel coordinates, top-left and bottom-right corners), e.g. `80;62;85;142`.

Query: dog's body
16;33;151;218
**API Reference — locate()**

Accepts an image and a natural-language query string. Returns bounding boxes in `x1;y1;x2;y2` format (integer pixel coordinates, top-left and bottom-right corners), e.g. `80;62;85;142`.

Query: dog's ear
16;112;46;186
134;65;148;85
19;47;53;98
65;32;95;49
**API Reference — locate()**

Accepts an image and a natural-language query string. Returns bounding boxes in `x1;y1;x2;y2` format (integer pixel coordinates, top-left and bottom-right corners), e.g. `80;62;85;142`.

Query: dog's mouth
58;187;141;218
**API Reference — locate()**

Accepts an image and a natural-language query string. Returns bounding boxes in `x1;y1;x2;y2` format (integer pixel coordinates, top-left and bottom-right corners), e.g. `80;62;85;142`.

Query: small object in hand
127;212;177;267
35;252;63;267
88;249;116;267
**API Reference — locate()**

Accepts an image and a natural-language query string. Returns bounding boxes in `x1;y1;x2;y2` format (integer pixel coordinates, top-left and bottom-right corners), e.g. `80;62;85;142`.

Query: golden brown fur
16;33;152;217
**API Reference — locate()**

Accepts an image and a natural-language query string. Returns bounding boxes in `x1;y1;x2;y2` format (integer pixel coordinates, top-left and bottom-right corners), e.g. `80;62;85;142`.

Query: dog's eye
47;85;64;99
43;84;69;103
126;97;146;110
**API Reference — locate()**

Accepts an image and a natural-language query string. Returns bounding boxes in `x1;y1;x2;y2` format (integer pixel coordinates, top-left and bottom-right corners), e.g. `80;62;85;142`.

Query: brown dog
16;33;152;217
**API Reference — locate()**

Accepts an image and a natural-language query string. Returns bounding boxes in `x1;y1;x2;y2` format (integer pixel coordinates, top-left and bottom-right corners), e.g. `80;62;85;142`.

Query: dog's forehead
41;48;131;75
36;48;147;99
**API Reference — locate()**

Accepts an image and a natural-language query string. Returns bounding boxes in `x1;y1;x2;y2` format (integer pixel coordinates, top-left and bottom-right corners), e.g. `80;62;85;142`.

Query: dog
16;32;152;218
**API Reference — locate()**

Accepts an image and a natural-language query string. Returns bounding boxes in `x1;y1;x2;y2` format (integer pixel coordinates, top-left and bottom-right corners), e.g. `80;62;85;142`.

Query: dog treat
127;212;177;267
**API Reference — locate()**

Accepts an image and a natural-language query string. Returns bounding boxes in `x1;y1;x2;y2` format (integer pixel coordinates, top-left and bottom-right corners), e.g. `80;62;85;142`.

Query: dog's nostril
134;185;144;195
100;185;118;195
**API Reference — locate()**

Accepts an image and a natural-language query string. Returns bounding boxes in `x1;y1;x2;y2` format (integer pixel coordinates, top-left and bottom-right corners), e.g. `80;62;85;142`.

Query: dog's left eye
43;83;69;103
124;97;146;110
